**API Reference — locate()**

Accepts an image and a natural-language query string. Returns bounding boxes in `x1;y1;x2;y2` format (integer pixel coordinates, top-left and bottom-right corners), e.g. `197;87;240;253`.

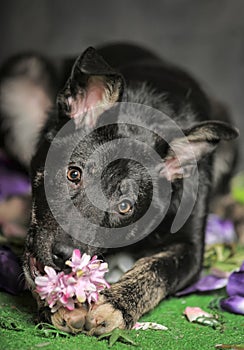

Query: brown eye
118;200;133;214
67;167;82;183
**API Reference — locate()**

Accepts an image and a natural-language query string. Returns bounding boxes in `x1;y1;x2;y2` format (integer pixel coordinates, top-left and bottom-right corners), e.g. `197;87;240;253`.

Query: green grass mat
0;291;243;350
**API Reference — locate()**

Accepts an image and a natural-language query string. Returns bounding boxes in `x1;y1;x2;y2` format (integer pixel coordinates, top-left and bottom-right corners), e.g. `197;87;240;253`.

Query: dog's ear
160;121;239;181
57;47;124;128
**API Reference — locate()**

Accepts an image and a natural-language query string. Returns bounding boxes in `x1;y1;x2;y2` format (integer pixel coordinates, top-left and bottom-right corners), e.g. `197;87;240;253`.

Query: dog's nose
52;243;75;270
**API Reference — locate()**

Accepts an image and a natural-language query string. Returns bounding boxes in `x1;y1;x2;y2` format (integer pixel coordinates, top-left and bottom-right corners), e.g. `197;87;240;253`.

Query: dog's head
23;47;239;289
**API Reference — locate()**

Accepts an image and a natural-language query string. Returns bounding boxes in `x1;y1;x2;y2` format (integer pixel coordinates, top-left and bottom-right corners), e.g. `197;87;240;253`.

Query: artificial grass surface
0;290;243;350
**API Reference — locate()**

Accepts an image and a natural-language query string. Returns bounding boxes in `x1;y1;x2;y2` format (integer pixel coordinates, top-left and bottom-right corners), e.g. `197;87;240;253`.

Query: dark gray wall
1;0;243;169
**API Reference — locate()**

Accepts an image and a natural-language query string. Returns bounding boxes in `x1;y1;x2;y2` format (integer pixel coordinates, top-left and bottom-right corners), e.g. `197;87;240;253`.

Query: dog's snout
52;243;75;270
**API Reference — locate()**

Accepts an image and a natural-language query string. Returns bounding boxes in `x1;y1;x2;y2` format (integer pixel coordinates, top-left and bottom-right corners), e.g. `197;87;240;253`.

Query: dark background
1;0;243;169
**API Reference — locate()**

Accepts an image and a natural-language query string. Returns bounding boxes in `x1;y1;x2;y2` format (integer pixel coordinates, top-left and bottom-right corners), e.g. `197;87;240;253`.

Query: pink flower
35;250;110;312
35;266;77;312
35;266;60;300
65;250;91;273
74;276;96;303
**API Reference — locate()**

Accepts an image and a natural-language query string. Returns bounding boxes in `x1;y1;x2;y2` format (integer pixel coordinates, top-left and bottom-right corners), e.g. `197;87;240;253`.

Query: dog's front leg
51;242;201;334
84;242;201;335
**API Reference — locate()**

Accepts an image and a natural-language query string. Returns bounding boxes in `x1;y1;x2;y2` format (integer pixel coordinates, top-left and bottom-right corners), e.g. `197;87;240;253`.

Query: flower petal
35;276;49;286
205;214;237;245
175;284;198;296
0;151;30;200
87;291;98;303
196;275;228;291
44;266;57;279
176;274;228;296
80;253;91;269
73;249;81;259
133;322;168;330
0;246;26;295
226;270;244;297
220;296;244;315
65;299;75;311
35;250;110;310
184;307;213;322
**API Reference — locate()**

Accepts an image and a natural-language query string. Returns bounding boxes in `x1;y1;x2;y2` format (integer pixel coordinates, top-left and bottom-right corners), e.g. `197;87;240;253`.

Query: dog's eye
67;167;82;183
118;199;133;214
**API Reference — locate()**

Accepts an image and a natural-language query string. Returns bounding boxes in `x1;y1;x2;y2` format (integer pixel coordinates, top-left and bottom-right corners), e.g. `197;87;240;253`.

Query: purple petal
221;295;244;315
209;267;230;279
176;283;199;296
205;214;237;245
226;270;244;297
0;246;26;294
176;274;228;296
196;275;228;291
240;261;244;272
0;173;30;200
0;152;30;200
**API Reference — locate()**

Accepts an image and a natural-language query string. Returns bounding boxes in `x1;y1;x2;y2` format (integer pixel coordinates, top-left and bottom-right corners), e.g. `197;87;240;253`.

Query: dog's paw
51;303;88;334
85;295;126;335
50;295;129;335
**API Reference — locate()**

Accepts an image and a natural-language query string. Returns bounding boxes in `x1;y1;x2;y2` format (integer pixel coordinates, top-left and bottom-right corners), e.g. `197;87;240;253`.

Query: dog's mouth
28;254;45;280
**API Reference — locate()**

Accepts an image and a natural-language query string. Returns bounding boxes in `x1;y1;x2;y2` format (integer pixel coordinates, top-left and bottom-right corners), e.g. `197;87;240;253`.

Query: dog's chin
23;252;46;289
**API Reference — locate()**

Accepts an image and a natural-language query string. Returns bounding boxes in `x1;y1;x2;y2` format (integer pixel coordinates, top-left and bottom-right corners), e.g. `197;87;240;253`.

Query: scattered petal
210;267;230;279
195;275;228;291
184;307;213;323
176;274;228;296
220;296;244;315
133;322;168;330
184;307;222;329
205;214;237;245
0;151;30;201
0;245;26;295
219;260;244;315
226;270;244;297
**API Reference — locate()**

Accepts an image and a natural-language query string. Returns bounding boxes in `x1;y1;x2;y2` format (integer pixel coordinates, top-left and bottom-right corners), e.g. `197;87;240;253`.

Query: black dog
0;44;239;335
